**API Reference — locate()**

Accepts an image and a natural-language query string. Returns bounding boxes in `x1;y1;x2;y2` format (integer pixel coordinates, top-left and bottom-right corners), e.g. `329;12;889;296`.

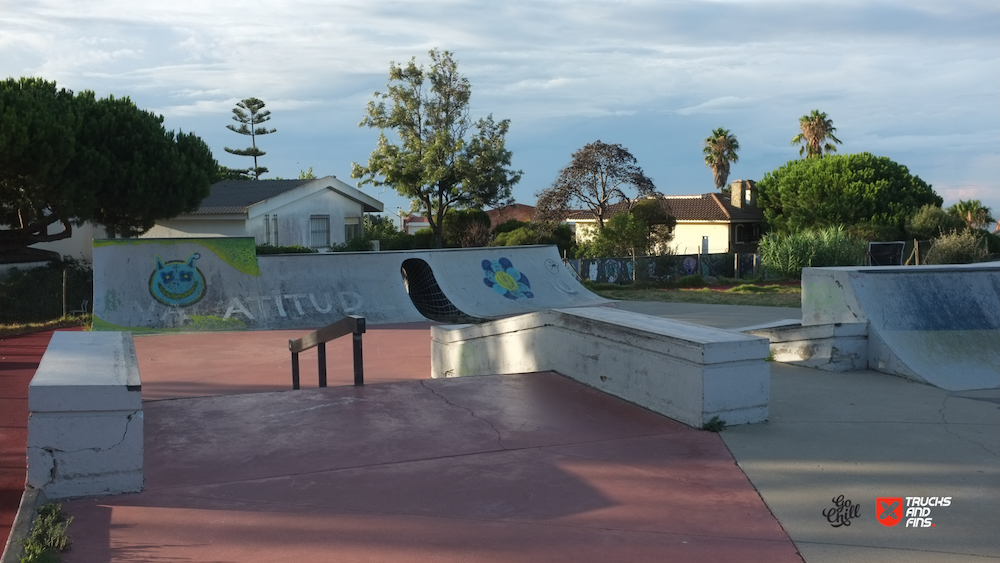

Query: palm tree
949;199;995;230
791;110;842;158
703;128;740;191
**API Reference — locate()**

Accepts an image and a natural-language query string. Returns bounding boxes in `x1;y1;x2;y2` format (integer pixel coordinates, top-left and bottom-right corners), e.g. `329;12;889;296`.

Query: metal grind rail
288;315;365;390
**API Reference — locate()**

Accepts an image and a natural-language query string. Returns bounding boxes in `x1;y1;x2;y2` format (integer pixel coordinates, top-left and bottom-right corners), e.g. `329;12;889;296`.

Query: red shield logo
876;497;903;527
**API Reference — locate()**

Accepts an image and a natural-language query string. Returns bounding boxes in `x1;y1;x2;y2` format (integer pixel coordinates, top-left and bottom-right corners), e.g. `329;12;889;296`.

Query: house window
735;224;745;243
344;217;361;241
310;215;330;248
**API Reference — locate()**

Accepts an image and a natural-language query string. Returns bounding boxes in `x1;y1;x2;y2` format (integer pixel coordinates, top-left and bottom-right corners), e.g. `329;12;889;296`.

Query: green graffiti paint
95;237;260;276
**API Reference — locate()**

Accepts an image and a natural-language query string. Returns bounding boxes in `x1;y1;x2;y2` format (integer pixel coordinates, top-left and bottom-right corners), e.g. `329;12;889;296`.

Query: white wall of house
671;222;730;254
27;221;110;262
247;185;366;248
143;217;247;239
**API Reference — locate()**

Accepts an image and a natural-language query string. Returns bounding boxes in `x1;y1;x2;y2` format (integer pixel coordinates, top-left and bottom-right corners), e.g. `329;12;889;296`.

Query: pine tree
224;97;276;180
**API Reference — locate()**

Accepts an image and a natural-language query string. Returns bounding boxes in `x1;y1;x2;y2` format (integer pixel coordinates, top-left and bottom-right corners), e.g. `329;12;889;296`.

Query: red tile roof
565;194;763;223
487;204;536;226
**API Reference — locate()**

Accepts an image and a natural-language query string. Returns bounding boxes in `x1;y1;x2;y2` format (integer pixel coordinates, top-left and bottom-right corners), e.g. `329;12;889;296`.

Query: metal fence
566;253;760;284
0;260;93;323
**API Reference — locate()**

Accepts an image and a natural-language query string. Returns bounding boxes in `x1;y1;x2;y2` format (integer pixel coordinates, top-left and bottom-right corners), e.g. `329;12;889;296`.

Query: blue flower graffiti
482;257;533;300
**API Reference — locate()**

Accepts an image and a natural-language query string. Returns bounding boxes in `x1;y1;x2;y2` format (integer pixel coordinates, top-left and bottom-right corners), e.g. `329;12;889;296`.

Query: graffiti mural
482;257;534;300
149;253;206;306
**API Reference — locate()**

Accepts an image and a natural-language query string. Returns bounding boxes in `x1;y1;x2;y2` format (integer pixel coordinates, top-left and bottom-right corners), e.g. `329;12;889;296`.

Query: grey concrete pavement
612;301;1000;561
722;364;999;562
613;300;801;330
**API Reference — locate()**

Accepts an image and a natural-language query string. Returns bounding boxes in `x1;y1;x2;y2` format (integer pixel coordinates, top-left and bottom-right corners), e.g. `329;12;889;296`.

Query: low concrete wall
431;308;770;427
27;332;143;499
742;320;868;372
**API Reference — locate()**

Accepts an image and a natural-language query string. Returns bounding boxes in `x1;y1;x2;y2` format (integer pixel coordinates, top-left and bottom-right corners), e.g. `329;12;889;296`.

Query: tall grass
758;226;866;279
924;230;990;265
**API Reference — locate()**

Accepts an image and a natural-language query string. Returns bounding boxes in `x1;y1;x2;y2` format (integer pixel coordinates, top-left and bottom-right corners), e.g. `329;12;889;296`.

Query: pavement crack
418;380;507;450
937;394;999;458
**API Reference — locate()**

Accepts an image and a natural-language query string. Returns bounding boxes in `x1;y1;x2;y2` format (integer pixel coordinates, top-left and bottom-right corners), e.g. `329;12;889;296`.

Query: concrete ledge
742;321;868;372
431;308;770;427
27;332;143;499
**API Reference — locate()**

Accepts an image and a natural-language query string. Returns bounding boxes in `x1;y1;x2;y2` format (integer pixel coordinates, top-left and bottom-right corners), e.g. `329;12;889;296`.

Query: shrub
906;205;965;240
255;244;317;254
758;226;866;279
923;230;990;265
20;503;72;562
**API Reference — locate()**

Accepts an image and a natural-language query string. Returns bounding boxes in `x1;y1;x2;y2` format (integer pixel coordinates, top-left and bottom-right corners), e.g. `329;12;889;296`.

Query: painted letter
309;293;334;313
338;291;363;313
223;297;255;320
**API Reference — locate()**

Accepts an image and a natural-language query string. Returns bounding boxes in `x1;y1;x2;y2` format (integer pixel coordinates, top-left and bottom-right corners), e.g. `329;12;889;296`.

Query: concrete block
27;332;143;499
743;321;869;372
432;308;771;428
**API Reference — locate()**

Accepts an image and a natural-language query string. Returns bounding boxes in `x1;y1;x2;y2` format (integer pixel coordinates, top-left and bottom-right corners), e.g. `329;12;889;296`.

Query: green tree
947;199;994;231
224;97;276;180
791;110;842;158
442;207;491;247
630;197;676;253
703;128;740;191
906;204;965;240
352;49;521;248
298;167;317;180
491;221;574;256
0;77;216;255
756;152;941;236
576;212;650;258
535;141;657;228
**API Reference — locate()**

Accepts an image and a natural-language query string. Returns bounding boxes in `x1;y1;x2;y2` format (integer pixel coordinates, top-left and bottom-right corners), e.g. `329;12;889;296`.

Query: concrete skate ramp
802;262;1000;391
92;238;608;331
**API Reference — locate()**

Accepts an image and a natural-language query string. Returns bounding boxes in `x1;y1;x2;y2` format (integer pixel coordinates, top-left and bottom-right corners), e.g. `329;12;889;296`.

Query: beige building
565;180;764;255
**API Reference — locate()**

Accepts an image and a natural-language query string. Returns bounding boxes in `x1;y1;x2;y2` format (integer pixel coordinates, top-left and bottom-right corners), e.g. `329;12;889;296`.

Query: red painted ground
62;373;802;563
11;326;802;562
0;328;80;549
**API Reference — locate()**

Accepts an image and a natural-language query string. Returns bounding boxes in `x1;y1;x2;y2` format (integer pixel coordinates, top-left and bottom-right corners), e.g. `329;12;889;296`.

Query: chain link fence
566;253;761;285
0;260;93;324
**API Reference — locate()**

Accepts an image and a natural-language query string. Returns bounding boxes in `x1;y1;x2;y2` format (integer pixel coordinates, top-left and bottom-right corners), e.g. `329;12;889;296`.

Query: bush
923;230;990;265
758;226;866;279
20;503;72;562
412;228;435;249
255;244;317;254
906;205;965;240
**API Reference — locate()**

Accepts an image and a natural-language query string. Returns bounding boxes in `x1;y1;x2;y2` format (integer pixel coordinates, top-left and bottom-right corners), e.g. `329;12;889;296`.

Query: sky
2;0;998;225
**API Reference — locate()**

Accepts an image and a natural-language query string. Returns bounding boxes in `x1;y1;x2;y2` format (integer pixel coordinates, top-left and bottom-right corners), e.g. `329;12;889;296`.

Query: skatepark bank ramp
802;262;1000;391
92;238;609;331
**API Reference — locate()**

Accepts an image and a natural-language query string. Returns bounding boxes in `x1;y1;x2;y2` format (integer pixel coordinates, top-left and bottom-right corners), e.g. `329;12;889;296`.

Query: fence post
62;269;68;318
352;316;365;386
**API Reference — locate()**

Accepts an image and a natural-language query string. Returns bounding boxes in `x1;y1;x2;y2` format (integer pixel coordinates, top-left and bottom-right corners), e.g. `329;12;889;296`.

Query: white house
142;176;383;248
565;180;764;255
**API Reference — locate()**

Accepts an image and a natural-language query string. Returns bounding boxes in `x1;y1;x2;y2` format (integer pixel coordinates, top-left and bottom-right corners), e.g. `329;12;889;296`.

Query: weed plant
19;503;72;563
758;226;866;279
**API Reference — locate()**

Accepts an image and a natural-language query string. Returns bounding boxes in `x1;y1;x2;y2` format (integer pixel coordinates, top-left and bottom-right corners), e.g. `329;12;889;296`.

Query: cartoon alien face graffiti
149;253;206;306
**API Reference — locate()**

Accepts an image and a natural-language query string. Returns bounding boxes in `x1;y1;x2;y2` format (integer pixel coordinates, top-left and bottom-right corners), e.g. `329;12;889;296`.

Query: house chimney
731;180;746;209
746;179;757;207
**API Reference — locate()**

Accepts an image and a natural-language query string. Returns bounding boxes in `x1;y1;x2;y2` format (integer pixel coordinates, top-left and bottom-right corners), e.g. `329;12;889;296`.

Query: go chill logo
876;496;951;528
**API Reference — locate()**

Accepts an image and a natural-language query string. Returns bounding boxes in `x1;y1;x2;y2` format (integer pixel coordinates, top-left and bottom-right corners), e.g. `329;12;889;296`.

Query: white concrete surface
802;263;1000;391
93;242;609;330
743;320;869;372
722;362;1000;562
27;332;143;499
431;308;771;427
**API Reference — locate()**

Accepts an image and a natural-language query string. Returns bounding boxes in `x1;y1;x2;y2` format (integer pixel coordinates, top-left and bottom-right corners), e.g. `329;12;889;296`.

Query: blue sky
2;0;998;223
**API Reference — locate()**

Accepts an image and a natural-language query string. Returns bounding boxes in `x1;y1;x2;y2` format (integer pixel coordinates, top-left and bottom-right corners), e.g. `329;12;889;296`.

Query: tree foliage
535;140;657;228
224;97;276;180
791;110;841;158
442;208;491;248
491;221;575;256
0;77;216;255
756;152;941;236
947;199;994;231
352;49;521;248
703;128;739;191
906;204;965;240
